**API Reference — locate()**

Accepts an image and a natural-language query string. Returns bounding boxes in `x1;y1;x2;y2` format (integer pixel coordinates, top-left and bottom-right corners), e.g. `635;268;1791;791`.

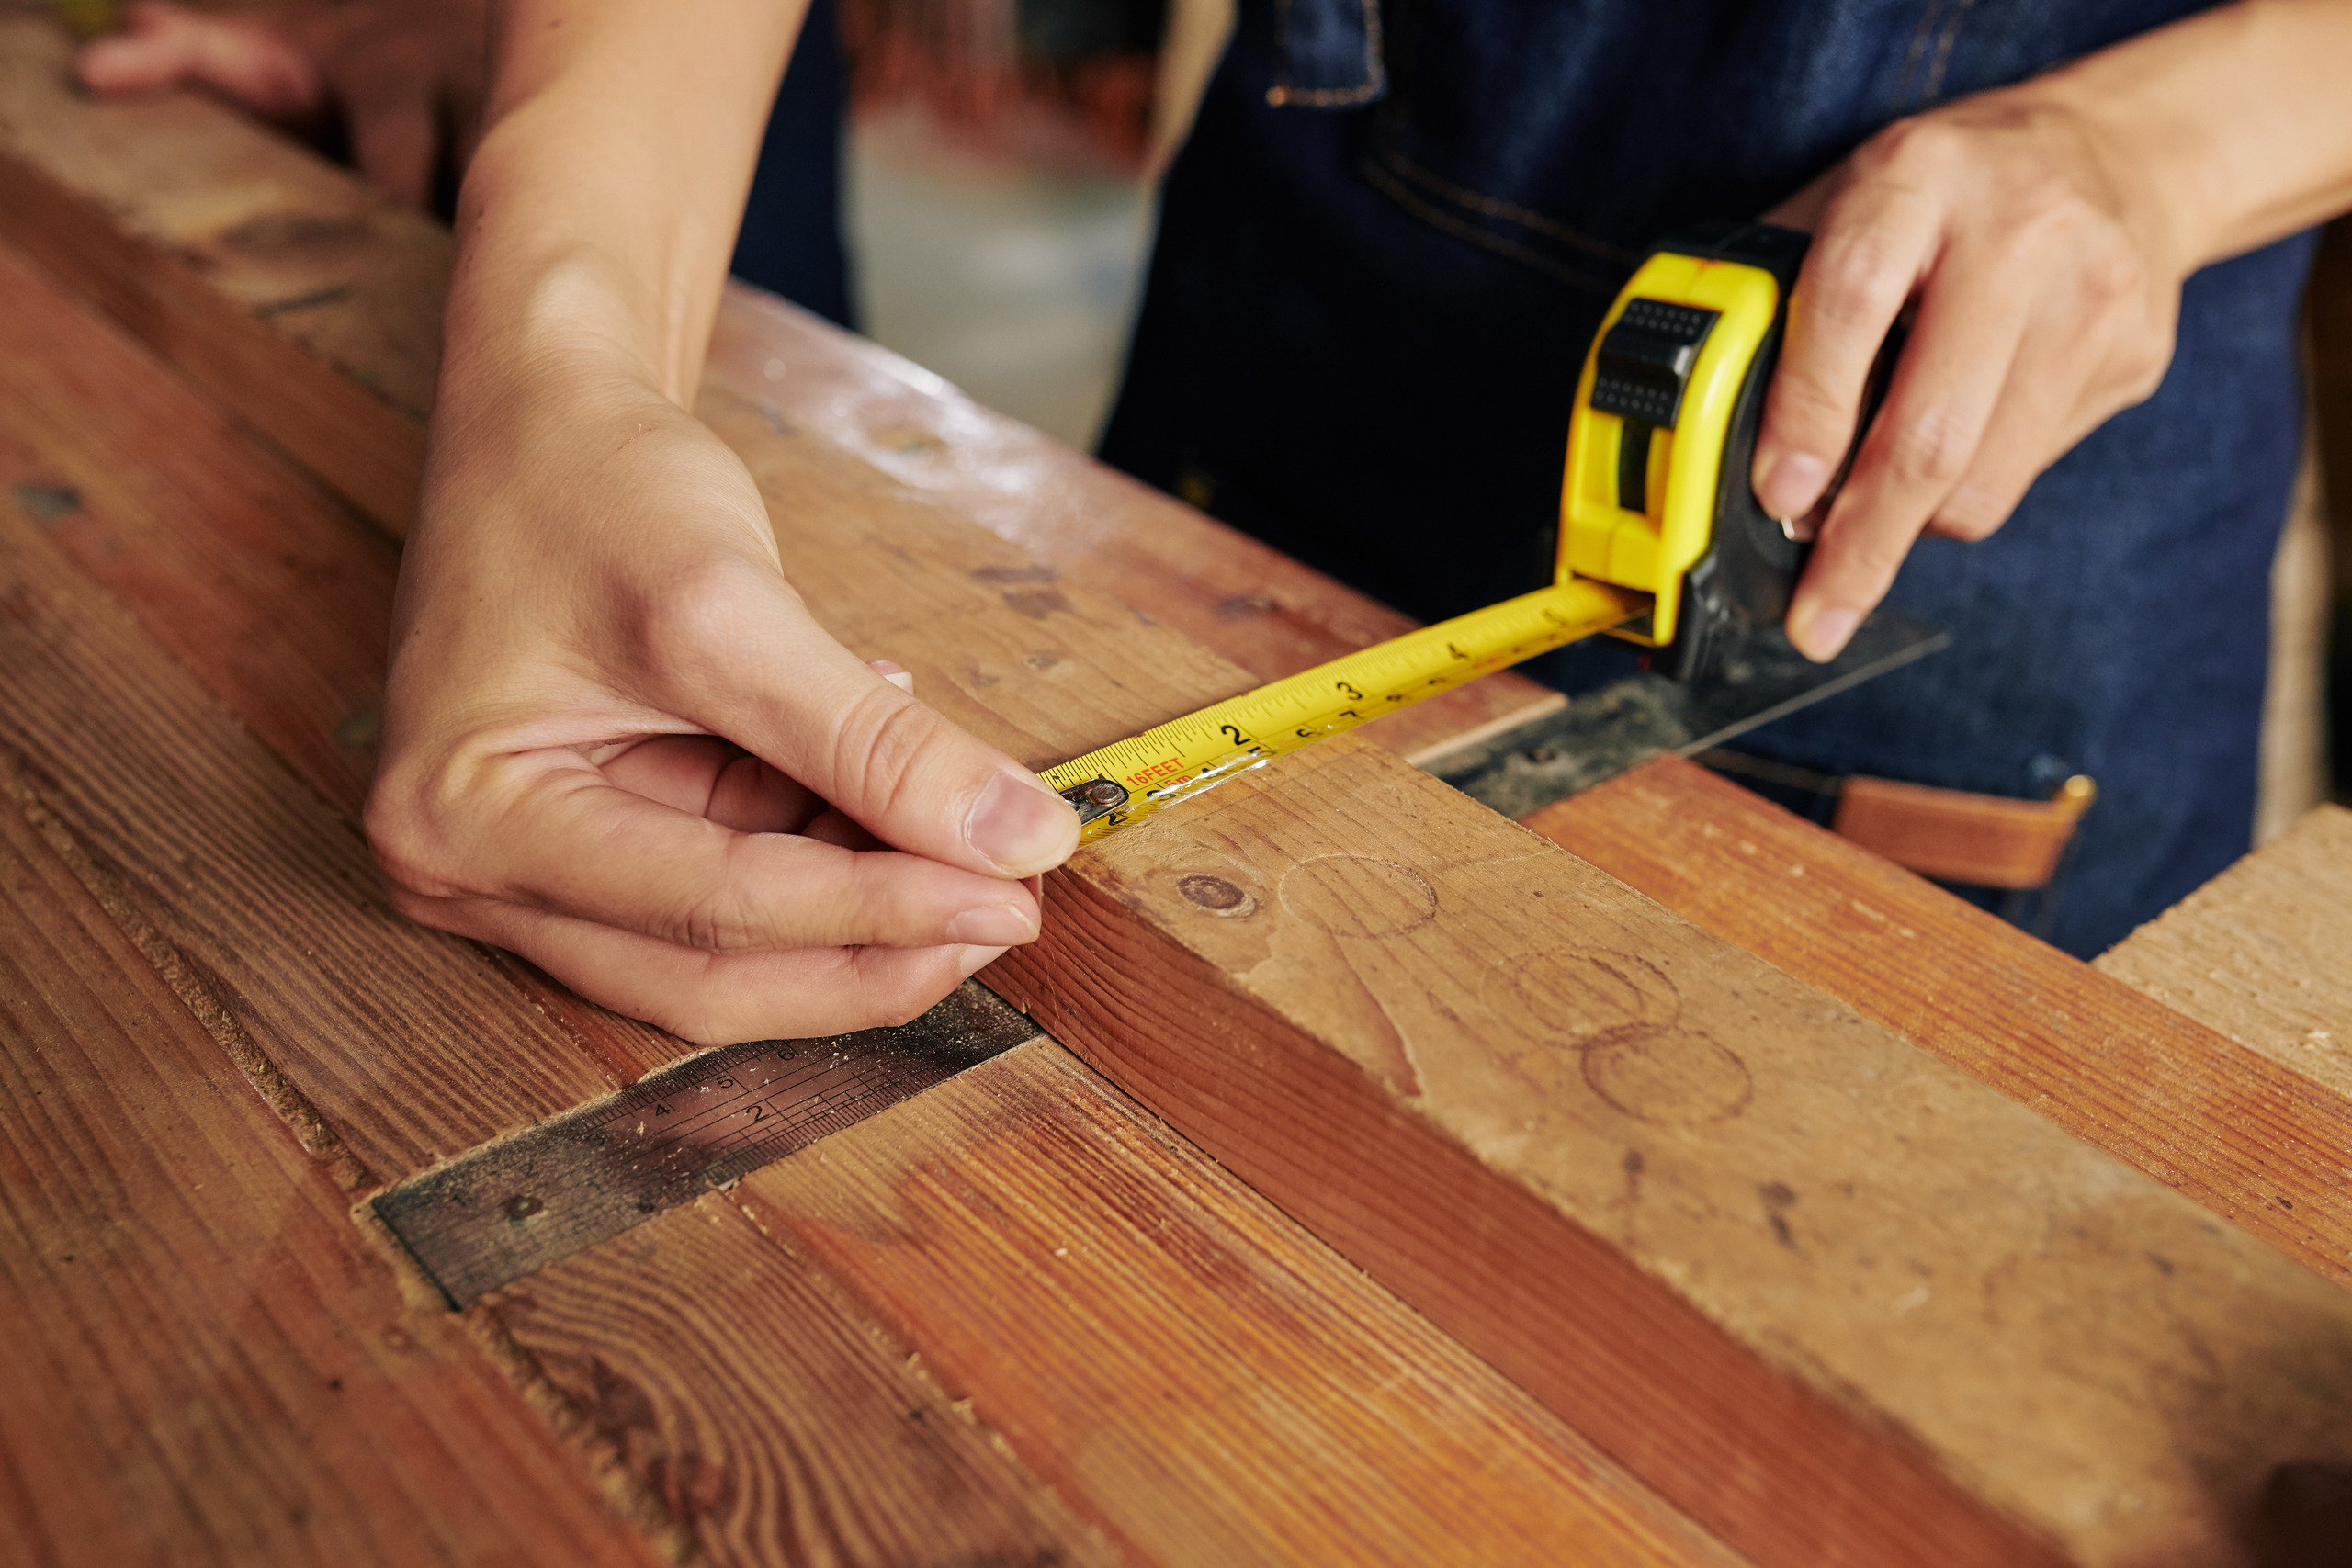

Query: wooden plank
0;426;676;1180
1523;757;2352;1276
12;26;2352;1564
472;1184;1123;1567
2096;804;2352;1100
0;21;432;527
485;1041;1736;1568
0;237;1742;1568
714;1039;1740;1568
0;12;1555;761
0;755;662;1568
991;741;2352;1568
0;236;397;808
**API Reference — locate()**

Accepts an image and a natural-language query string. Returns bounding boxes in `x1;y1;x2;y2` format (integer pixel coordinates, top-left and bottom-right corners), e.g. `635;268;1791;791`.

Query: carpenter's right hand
77;0;489;209
364;351;1079;1044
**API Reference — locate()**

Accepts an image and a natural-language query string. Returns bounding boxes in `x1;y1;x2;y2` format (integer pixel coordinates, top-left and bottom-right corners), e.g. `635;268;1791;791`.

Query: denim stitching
1918;0;1979;105
1267;0;1388;107
1374;147;1643;265
1358;158;1620;293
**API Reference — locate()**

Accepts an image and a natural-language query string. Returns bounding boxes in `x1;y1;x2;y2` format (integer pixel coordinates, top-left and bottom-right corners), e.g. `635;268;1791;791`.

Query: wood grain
0;753;660;1568
996;739;2352;1568
2097;804;2352;1100
725;1039;1746;1568
0;452;673;1181
474;1186;1119;1568
11;25;2352;1566
0;236;397;807
0;22;433;526
1525;757;2352;1281
0;228;1744;1568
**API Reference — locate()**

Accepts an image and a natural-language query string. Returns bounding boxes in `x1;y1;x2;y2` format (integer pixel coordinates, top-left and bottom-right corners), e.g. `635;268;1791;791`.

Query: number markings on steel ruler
1042;578;1646;840
370;981;1043;1308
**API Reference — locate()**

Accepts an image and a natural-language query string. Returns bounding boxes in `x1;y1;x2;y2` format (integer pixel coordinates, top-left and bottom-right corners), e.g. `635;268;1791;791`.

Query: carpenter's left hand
1750;86;2186;661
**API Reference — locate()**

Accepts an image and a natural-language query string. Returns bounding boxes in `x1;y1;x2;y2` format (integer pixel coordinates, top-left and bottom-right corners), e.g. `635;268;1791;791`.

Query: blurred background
833;0;1228;447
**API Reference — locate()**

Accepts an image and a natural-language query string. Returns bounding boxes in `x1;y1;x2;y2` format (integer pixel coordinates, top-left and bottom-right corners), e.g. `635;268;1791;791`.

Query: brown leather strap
1831;774;2098;889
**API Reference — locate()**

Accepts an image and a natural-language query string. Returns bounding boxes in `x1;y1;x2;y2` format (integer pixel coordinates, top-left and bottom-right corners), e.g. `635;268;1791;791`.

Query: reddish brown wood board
0;756;661;1568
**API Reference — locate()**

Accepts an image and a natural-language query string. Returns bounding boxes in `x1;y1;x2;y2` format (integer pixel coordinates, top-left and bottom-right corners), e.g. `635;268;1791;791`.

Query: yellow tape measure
1040;577;1646;842
1041;222;1816;845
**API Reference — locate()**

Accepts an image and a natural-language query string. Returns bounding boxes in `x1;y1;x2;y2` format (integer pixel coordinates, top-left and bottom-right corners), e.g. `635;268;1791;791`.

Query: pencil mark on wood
1278;854;1437;937
1483;949;1680;1049
971;563;1059;584
1759;1182;1798;1249
1582;1029;1753;1125
1216;593;1277;619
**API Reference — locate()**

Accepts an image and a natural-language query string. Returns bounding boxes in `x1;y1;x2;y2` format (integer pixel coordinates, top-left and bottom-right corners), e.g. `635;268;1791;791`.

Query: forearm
440;0;806;413
2035;0;2352;276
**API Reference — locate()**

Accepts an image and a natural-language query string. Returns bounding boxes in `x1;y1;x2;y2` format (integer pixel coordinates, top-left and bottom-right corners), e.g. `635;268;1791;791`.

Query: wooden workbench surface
4;21;2351;1567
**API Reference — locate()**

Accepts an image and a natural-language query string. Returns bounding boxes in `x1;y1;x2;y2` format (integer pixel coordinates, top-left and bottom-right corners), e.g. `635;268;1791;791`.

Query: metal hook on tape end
1059;778;1129;826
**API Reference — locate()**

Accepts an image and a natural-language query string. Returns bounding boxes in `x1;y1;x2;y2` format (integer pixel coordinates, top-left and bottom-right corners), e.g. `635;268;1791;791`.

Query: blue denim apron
1098;0;2319;958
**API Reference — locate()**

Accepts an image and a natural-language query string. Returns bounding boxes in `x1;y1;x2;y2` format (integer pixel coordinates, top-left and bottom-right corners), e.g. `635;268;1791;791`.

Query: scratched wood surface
0;234;1739;1565
0;756;661;1568
8;20;2352;1568
697;242;2352;1568
2096;805;2352;1100
1526;760;2352;1278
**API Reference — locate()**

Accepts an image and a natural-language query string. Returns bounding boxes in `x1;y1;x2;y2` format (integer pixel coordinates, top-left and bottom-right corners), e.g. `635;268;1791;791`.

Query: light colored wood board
1525;757;2352;1281
0;493;671;1183
729;1039;1742;1568
473;1185;1122;1568
0;766;663;1568
2097;804;2352;1100
991;737;2352;1568
0;235;395;807
702;286;1564;759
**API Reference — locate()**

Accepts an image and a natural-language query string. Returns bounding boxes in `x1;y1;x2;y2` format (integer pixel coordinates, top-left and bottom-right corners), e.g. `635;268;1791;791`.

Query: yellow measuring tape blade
1041;577;1648;842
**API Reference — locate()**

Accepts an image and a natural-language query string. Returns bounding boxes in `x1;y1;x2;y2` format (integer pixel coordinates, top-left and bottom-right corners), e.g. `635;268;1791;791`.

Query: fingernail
869;659;915;693
1758;451;1830;519
946;904;1036;945
956;944;1008;978
966;771;1076;874
1792;604;1860;662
